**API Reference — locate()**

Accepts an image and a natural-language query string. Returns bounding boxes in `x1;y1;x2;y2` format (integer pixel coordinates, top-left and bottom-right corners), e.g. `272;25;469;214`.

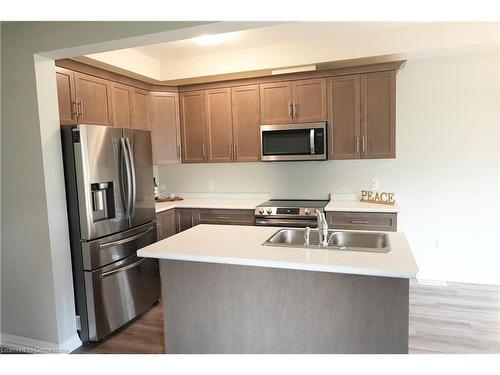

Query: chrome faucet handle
304;227;311;247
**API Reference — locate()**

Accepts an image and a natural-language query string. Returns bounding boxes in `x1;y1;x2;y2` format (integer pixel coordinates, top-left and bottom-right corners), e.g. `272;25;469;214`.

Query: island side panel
160;260;409;354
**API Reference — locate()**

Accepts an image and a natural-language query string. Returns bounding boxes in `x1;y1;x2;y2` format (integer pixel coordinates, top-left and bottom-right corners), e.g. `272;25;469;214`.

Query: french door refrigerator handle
119;138;133;218
125;137;137;218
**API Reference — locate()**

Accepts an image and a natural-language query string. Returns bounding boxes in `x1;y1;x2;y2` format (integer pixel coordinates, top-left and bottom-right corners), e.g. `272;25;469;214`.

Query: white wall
158;50;500;285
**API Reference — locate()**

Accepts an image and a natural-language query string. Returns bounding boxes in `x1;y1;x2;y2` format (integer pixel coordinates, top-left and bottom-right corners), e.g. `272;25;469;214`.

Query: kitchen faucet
316;209;329;247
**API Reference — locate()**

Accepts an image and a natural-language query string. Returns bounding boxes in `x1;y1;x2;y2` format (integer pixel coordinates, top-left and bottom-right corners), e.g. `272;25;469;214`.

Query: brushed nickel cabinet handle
288;102;292;118
293;102;298;117
356;137;360;153
362;137;366;152
72;101;78;118
79;100;84;117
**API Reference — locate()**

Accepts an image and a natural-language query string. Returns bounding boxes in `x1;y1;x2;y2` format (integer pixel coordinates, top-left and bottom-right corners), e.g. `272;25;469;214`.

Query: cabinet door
231;85;261;162
131;88;150;130
175;209;200;233
198;209;255;226
327;75;361;160
111;82;132;128
292;78;327;123
156;209;177;240
74;72;113;126
150;92;181;165
326;212;397;232
260;81;293;124
360;71;396;159
180;91;207;163
205;88;233;163
55;67;77;126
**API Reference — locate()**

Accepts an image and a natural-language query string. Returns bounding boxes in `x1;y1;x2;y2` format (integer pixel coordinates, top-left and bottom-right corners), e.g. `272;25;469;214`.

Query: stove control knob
258;208;265;214
266;208;273;214
304;209;311;215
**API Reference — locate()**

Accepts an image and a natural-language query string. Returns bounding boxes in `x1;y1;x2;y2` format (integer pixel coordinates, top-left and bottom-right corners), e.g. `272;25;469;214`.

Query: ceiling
76;22;498;85
133;22;414;60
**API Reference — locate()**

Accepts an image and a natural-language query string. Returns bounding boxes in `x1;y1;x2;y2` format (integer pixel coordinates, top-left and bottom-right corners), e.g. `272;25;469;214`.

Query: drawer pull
216;216;231;220
350;220;369;224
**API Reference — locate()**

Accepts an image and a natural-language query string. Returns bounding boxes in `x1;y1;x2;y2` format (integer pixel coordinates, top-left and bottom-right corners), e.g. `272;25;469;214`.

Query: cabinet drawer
326;212;397;232
198;209;255;226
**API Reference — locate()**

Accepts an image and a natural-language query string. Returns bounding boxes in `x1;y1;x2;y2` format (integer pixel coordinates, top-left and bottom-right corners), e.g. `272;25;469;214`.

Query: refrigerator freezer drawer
84;254;160;342
81;221;156;270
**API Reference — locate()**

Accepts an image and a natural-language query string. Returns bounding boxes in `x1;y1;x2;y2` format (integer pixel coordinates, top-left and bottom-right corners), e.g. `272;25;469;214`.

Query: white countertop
156;198;398;213
324;200;399;213
138;224;418;279
155;198;267;213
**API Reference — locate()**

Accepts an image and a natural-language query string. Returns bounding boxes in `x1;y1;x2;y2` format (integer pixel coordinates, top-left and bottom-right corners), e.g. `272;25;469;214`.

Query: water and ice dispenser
91;182;115;222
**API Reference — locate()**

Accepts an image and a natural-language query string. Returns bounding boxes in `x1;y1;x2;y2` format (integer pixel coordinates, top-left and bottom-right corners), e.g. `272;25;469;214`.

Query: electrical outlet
208;180;215;191
370;179;380;191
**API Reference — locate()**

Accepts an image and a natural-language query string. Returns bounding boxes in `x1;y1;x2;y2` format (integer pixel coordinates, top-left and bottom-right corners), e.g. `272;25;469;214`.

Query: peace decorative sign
360;190;396;206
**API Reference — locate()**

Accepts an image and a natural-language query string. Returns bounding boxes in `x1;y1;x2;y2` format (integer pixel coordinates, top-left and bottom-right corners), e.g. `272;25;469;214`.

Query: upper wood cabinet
328;72;396;160
327;75;361;159
260;81;292;124
111;82;132;128
205;88;233;163
260;78;327;125
74;72;113;126
361;71;396;159
55;67;77;126
291;78;327;123
131;88;150;130
180;90;207;163
150;92;181;165
231;85;261;162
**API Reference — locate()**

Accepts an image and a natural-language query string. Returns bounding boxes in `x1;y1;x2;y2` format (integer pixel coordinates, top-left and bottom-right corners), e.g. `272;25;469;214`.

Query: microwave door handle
310;129;315;155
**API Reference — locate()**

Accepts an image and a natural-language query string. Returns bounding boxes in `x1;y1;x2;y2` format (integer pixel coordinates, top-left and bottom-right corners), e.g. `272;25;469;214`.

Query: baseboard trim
416;278;448;287
0;332;82;354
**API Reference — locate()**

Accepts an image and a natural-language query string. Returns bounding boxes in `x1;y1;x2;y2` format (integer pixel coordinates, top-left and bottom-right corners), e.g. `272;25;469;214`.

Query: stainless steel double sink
262;228;390;253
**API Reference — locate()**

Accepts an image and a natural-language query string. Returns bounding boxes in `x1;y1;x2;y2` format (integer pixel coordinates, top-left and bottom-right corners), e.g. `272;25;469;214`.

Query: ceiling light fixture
192;32;239;46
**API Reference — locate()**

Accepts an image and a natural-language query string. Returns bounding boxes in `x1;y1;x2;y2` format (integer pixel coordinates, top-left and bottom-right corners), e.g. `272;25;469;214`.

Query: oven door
260;123;326;161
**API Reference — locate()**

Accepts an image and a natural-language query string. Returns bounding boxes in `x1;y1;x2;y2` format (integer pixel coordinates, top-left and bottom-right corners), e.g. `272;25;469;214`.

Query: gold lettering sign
360;190;396;205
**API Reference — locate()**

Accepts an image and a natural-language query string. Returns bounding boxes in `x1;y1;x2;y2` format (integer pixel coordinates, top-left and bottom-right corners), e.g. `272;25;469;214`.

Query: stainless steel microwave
260;122;327;161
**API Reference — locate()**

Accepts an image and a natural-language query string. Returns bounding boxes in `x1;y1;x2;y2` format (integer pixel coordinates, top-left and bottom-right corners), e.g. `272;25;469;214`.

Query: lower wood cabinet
157;208;257;238
156;209;177;241
198;209;255;226
326;212;397;232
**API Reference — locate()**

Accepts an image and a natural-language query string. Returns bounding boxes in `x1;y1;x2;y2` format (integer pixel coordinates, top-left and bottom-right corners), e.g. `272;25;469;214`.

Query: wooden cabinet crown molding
56;58;178;93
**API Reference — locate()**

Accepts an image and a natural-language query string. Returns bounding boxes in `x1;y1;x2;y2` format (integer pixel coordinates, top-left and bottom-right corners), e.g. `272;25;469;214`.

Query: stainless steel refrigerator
61;124;160;343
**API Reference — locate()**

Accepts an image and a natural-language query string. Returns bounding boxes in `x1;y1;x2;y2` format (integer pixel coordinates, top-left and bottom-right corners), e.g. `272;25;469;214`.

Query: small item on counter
360;190;396;205
156;195;183;202
153;177;159;200
158;184;167;199
169;193;175;199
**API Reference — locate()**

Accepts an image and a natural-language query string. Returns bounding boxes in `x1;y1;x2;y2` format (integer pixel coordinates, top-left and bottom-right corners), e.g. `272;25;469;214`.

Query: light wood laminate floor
73;281;500;354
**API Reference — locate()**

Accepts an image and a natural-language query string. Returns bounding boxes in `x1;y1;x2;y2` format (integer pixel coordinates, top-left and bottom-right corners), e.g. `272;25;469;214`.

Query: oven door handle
256;218;318;227
310;129;315;155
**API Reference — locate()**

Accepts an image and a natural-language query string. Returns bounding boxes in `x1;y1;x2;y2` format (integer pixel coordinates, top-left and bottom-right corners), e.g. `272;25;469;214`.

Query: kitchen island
137;224;418;354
